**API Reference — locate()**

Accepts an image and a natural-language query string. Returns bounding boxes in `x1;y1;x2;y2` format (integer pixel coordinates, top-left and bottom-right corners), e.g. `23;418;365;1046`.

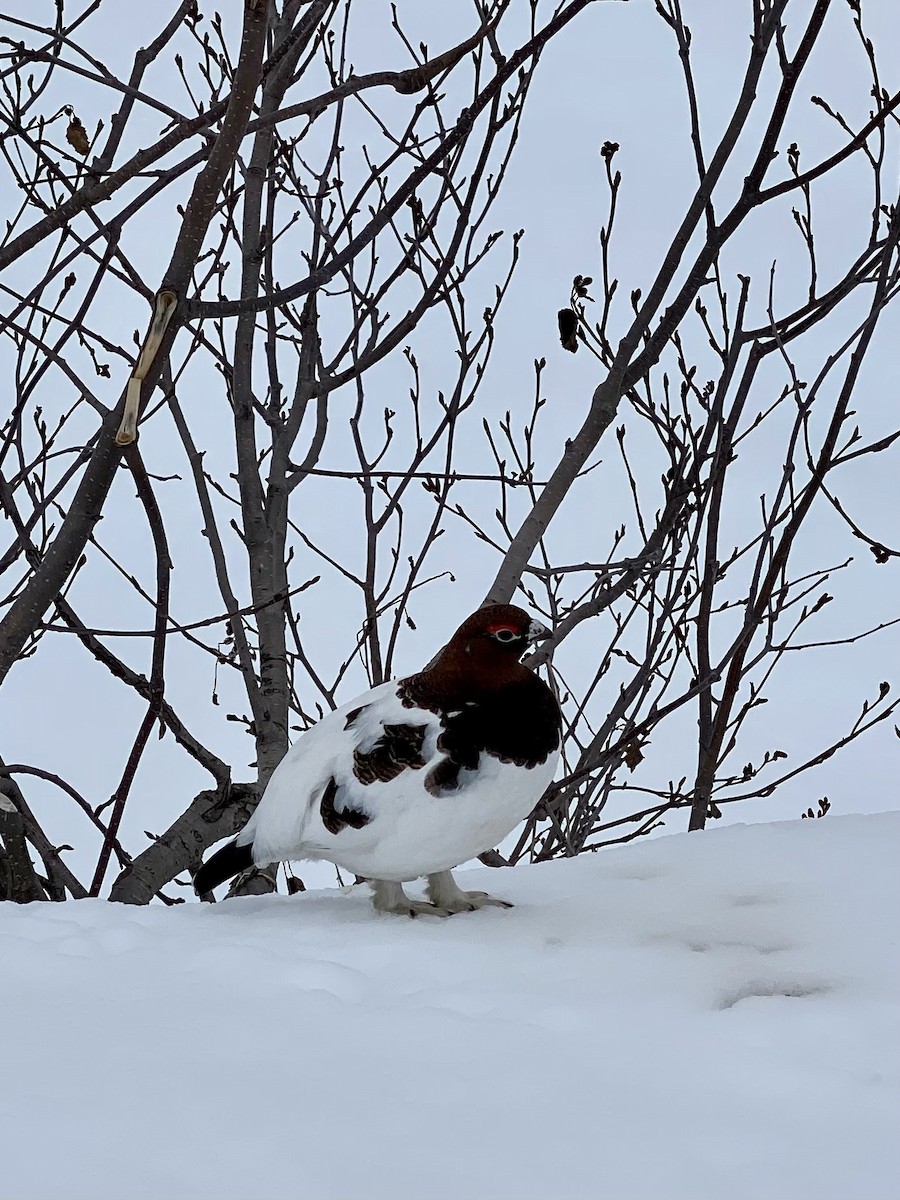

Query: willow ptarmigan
193;604;561;917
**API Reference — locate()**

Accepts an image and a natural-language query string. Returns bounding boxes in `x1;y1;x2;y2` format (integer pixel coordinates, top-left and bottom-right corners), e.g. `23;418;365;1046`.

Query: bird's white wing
240;681;444;868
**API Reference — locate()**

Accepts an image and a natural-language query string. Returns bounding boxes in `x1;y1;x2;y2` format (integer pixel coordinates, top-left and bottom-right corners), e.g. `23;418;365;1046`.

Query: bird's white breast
306;748;558;881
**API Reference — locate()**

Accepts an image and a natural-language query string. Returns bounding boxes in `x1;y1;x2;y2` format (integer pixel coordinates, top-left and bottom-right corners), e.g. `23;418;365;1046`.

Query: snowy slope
2;813;898;1200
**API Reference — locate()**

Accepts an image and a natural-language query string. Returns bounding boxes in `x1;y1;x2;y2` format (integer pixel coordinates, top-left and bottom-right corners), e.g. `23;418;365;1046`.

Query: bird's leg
426;870;513;913
370;879;451;918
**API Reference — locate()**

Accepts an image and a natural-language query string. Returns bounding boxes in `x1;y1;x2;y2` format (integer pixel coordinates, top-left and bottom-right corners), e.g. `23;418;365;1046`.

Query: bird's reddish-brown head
407;604;552;701
448;604;551;659
398;603;558;737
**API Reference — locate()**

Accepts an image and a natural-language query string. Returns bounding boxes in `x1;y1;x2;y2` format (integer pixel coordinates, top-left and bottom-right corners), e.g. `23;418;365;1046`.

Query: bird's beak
527;619;552;644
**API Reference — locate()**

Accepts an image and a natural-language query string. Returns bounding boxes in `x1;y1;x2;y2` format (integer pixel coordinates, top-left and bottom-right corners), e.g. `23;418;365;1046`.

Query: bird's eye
493;628;519;643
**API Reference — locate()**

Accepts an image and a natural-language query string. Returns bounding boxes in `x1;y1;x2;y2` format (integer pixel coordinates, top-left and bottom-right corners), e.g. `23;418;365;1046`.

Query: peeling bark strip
116;290;178;444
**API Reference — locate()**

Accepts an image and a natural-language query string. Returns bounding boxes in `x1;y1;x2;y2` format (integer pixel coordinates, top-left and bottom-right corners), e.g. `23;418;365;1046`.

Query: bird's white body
195;604;563;916
238;681;558;881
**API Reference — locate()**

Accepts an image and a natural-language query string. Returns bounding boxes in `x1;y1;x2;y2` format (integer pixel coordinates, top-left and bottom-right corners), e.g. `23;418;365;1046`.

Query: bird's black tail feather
194;840;254;897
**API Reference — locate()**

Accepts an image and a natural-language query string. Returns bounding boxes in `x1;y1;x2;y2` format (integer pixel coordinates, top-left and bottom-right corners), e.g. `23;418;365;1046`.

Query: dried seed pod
557;307;579;353
66;116;90;156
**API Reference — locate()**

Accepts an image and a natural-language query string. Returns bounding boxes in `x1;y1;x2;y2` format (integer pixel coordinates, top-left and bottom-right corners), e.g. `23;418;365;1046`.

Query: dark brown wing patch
419;677;562;796
319;777;370;835
424;755;462;796
352;723;428;786
343;705;366;730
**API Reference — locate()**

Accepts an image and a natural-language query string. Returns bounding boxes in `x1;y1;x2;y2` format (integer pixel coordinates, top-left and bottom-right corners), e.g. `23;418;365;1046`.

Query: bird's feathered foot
371;879;452;918
426;869;513;913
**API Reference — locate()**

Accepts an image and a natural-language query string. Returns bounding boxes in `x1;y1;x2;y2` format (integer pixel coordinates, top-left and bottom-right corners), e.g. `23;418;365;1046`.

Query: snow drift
3;812;898;1200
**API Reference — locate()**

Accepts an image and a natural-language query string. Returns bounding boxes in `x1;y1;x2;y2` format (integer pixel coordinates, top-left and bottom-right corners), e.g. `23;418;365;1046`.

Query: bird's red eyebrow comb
486;622;519;635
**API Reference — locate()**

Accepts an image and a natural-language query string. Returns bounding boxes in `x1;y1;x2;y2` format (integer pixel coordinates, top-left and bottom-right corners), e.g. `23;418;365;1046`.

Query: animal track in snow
605;865;667;882
716;979;832;1010
727;891;779;908
686;939;790;956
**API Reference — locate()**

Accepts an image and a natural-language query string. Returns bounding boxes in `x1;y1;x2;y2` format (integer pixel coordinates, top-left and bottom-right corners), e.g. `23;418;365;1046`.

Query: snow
3;813;898;1200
